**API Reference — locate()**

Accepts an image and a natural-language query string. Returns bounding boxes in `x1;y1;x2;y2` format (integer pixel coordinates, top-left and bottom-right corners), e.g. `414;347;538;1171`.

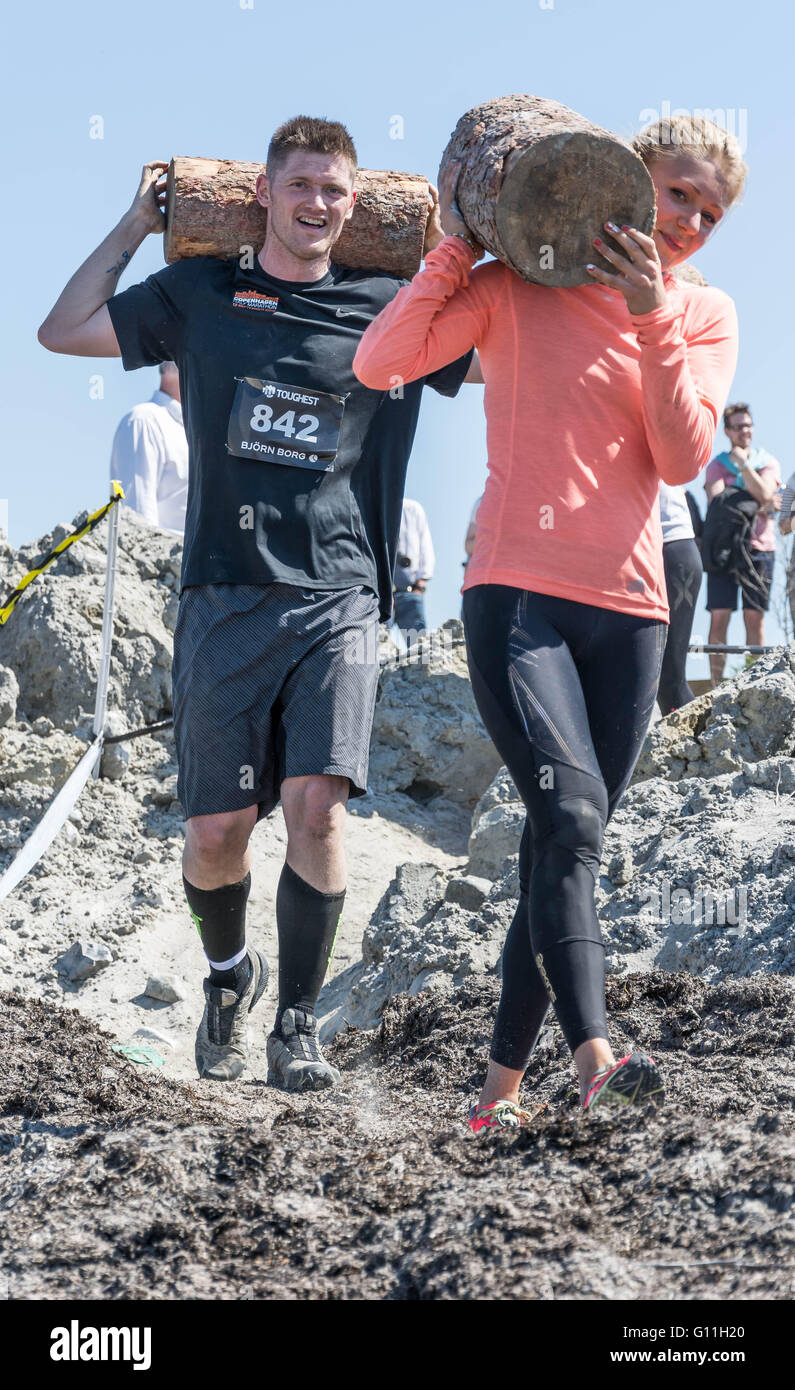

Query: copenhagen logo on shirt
233;289;279;312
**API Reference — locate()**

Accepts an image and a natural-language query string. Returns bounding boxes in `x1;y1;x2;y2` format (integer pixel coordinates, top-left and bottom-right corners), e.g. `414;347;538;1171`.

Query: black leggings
658;539;702;714
463;585;665;1068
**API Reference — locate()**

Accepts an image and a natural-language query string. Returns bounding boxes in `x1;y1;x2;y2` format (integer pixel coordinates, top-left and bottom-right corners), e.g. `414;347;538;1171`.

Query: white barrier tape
0;735;103;903
91;494;121;767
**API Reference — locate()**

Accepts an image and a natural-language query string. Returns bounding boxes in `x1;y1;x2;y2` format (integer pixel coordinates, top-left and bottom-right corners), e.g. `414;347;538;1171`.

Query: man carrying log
38;116;473;1090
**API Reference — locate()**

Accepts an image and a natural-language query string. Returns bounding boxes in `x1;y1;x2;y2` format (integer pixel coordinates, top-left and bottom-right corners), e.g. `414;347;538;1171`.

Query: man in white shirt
464;493;483;567
393;497;434;636
110;360;188;535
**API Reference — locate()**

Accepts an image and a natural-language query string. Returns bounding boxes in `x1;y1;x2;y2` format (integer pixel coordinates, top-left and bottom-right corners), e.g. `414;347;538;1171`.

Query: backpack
701;486;766;601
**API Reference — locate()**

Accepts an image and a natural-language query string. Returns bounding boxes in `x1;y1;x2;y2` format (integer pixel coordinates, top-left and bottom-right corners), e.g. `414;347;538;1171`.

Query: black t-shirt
107;254;471;619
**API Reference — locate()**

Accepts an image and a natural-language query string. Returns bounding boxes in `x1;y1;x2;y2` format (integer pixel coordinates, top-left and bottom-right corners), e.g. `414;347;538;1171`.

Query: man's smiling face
257;150;357;264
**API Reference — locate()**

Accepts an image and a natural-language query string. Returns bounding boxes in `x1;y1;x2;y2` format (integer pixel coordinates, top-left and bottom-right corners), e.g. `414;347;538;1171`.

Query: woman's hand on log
126;162;169;236
586;221;666;315
437;162;484;257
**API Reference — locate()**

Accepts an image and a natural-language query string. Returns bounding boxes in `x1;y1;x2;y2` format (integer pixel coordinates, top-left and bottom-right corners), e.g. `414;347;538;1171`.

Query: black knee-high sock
276;862;345;1024
183;873;251;990
490;890;552;1071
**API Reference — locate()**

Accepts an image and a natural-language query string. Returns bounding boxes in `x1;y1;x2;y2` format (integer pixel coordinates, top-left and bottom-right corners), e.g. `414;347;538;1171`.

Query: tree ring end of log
496;129;656;288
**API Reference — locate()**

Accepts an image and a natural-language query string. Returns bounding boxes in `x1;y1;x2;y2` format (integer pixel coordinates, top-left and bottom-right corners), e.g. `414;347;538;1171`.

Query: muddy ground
1;971;792;1301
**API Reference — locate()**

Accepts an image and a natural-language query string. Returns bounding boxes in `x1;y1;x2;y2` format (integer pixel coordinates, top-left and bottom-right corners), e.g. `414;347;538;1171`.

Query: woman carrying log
354;115;745;1128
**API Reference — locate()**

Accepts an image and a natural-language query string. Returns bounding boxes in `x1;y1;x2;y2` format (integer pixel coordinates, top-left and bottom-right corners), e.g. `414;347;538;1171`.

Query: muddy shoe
266;1008;340;1093
583;1051;664;1112
195;948;269;1081
467;1099;534;1134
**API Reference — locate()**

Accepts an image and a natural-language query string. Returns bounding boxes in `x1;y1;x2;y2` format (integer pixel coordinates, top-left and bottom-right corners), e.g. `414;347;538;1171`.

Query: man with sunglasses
705;403;781;684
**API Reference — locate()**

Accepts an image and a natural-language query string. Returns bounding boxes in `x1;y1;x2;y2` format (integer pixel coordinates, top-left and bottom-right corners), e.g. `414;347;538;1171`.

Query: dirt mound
368;621;502;808
632;646;795;783
2;975;792;1301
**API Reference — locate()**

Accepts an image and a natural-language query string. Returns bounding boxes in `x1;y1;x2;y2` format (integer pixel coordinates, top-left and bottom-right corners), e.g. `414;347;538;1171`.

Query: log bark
164;158;429;280
439;95;656;287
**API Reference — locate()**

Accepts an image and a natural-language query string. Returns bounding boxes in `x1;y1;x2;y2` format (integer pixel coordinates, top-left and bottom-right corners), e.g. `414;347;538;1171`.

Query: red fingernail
593;237;603;247
621;225;631;231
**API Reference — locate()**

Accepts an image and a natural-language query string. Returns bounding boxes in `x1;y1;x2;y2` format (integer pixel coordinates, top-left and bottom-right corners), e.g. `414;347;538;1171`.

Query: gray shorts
172;583;381;821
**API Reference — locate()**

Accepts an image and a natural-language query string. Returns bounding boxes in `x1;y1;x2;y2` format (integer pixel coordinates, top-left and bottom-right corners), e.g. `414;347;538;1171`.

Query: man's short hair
266;116;357;180
723;401;752;428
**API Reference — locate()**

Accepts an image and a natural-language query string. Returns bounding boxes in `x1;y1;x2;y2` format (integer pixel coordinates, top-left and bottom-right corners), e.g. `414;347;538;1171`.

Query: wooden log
439;95;656;288
164;157;430;280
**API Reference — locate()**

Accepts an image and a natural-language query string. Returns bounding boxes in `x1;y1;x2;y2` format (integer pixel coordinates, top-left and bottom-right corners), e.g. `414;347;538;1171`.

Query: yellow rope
0;482;125;626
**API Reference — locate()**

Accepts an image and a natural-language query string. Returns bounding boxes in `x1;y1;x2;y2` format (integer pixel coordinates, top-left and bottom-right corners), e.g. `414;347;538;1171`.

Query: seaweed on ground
0;977;792;1301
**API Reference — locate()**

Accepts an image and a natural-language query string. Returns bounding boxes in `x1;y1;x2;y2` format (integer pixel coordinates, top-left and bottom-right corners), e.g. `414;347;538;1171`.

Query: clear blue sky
4;0;793;676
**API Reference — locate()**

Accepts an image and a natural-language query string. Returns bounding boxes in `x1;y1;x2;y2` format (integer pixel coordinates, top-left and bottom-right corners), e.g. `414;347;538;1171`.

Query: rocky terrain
0;510;494;1077
0;506;793;1301
323;647;795;1038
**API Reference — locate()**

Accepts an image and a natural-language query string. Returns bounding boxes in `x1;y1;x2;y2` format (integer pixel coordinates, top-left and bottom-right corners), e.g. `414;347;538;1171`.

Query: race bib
226;377;347;471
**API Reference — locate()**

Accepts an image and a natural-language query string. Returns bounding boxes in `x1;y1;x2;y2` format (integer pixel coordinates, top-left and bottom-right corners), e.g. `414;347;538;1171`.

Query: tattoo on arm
105;249;131;277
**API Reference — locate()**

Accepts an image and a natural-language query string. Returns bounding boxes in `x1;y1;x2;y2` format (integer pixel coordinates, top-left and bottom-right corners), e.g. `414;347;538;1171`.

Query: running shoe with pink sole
583;1051;664;1112
467;1099;541;1134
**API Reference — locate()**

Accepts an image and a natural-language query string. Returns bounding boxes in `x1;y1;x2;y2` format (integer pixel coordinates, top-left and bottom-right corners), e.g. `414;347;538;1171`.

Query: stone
444;875;493;909
633;647;795;785
131;1026;178;1051
468;801;525;879
0;665;19;727
318;861;510;1041
368;635;501;808
0;726;90;789
100;711;131;781
55;941;113;982
466;766;525;878
606;849;633;886
143;973;184;1004
1;508;175;732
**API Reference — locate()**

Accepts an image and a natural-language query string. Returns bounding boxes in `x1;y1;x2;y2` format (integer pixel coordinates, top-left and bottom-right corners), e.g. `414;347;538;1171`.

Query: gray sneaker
195;947;269;1081
266;1007;341;1092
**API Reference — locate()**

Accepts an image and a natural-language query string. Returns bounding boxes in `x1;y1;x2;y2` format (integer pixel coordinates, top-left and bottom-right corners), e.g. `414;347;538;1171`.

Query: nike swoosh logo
335;307;355;317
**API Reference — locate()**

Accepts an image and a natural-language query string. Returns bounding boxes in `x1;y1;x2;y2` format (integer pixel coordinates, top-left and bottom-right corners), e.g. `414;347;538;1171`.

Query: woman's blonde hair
633;115;747;208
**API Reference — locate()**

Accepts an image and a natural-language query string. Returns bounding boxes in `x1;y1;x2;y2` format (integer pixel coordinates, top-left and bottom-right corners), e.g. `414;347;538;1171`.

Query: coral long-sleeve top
353;237;738;621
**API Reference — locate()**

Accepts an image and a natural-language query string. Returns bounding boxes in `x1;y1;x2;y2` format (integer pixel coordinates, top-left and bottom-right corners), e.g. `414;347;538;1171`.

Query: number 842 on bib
226;376;347;471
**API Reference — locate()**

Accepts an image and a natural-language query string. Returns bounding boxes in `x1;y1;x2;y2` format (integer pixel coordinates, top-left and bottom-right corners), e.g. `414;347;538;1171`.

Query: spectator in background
657;483;703;713
705;403;781;685
778;469;795;633
110;360;188;535
464;493;483;571
459;494;484;619
393;497;434;636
